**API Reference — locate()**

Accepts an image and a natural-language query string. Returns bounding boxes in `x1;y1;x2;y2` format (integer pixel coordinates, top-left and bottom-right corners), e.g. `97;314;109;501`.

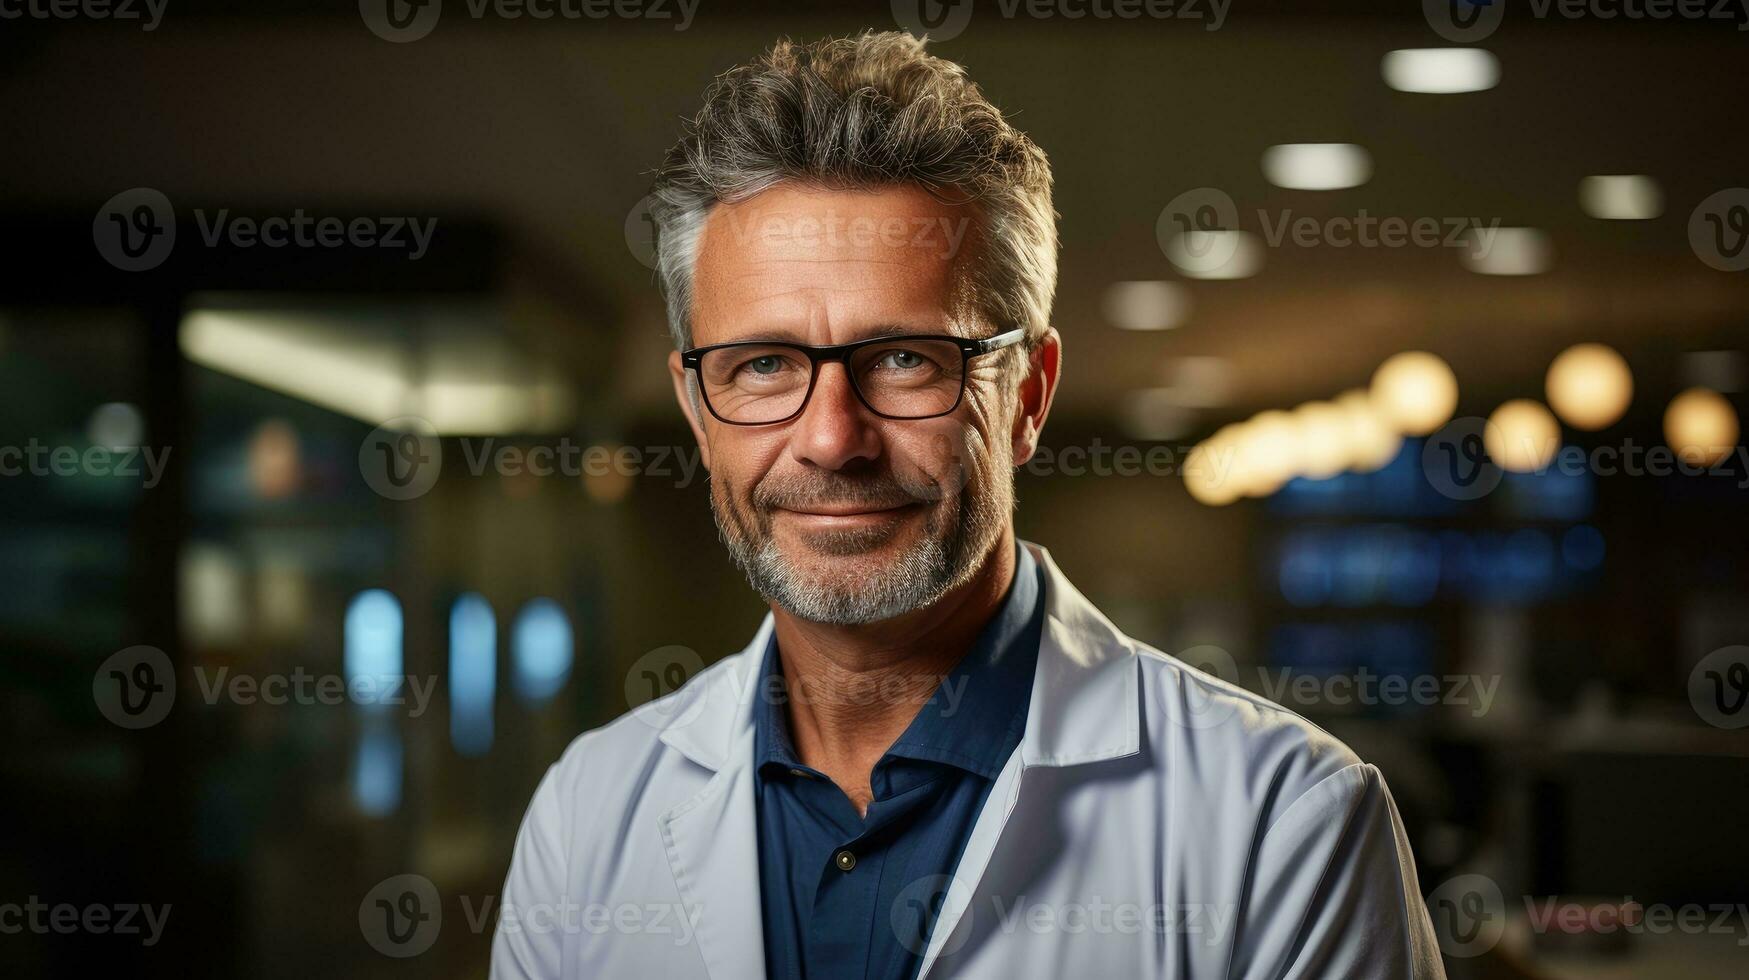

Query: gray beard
712;466;1004;626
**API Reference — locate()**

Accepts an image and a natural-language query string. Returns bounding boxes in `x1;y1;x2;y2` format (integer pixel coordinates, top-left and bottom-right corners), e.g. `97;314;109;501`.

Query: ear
668;349;712;472
1011;327;1061;466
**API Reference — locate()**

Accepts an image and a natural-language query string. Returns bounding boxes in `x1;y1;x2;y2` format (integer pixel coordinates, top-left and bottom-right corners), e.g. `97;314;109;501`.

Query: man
493;31;1443;980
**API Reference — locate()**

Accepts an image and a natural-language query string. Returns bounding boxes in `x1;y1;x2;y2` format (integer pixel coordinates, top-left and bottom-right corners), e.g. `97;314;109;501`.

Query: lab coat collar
657;540;1141;774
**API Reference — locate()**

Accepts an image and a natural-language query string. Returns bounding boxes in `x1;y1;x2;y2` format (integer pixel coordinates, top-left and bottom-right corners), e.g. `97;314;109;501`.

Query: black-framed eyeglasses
680;327;1026;426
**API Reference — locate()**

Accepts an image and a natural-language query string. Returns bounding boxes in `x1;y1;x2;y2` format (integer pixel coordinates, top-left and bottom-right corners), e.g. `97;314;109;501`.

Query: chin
773;502;932;557
758;517;957;623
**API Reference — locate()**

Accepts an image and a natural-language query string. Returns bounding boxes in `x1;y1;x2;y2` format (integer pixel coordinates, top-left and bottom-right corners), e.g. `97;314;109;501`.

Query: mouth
773;501;922;528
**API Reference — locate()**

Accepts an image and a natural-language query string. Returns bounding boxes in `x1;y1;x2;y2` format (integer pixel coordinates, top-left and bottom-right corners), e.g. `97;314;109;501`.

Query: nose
787;362;882;471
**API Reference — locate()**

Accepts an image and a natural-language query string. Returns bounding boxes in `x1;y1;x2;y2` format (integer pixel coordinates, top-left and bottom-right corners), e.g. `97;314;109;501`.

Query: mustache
752;470;947;510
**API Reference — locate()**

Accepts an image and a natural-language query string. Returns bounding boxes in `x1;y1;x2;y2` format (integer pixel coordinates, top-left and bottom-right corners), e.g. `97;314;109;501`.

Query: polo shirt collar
753;542;1044;781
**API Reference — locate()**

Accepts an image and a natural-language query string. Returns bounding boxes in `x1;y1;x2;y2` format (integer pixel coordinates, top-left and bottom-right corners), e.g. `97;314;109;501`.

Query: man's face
668;184;1053;625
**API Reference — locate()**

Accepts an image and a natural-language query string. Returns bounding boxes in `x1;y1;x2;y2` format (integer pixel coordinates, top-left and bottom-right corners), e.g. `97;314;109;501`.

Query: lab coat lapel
914;543;1142;980
658;729;766;980
913;743;1027;979
657;619;772;980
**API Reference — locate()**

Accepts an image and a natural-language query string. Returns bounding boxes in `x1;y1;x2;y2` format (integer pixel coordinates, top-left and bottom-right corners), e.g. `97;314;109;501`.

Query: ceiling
3;3;1746;430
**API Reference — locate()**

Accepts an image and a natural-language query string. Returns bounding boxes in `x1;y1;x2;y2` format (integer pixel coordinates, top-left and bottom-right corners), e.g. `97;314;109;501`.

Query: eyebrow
707;323;973;347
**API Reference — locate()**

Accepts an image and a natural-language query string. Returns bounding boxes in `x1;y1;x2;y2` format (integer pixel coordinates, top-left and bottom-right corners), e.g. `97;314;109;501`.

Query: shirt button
834;850;857;872
788;768;810;779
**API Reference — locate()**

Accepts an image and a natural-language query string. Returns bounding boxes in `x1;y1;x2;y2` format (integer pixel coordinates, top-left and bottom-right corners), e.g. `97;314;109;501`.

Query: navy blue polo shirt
753;543;1045;980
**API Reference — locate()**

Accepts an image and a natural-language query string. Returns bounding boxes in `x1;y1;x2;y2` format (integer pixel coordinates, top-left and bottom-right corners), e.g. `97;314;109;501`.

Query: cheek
709;431;783;498
891;422;997;499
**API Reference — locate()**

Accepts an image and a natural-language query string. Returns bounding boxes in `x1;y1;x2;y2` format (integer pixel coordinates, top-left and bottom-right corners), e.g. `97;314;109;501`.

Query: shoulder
1131;643;1367;828
534;650;751;811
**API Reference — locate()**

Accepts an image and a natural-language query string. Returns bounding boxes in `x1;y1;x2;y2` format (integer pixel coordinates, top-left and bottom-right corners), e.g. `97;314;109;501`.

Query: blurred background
2;1;1747;977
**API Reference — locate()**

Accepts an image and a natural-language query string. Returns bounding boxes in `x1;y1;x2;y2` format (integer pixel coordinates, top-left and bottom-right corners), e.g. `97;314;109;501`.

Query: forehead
689;183;979;346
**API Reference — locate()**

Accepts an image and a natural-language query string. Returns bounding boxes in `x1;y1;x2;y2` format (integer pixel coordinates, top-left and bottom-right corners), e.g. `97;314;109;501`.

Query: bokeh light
1578;175;1663;220
1184;424;1244;506
1485;399;1562;473
1371;352;1458;436
1293;401;1351;480
1336;388;1403;472
1236;410;1302;496
1103;280;1190;331
1545;343;1633;431
1462;227;1553;276
1261;143;1372;191
1664;387;1740;468
246;418;301;499
1164;230;1264;280
1381;48;1500;94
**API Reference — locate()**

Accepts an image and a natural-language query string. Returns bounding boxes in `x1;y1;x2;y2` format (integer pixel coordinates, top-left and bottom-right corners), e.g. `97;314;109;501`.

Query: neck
770;528;1017;813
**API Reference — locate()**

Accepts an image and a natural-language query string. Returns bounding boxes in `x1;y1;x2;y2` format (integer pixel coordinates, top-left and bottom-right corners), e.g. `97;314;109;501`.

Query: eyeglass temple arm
974;327;1028;354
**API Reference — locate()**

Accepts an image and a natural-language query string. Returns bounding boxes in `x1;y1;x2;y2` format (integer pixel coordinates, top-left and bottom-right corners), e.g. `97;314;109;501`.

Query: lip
783;500;916;518
775;502;920;520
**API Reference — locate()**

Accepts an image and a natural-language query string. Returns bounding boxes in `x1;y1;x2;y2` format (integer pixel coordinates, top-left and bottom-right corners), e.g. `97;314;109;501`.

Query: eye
876;348;927;371
728;350;803;380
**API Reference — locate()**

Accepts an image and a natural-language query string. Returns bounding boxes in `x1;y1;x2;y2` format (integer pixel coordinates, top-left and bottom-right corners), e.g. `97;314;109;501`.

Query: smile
773;502;921;527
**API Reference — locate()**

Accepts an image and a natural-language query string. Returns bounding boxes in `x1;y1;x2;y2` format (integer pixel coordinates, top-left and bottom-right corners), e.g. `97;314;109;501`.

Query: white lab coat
491;542;1446;979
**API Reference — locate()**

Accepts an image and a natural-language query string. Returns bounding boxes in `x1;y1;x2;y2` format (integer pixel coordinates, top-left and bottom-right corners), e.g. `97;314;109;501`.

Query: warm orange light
1664;387;1739;468
1184;425;1244;506
1235;410;1302;497
1546;343;1633;430
1371;352;1458;436
1293;401;1351;480
247;419;301;499
1484;399;1561;473
1336;389;1403;473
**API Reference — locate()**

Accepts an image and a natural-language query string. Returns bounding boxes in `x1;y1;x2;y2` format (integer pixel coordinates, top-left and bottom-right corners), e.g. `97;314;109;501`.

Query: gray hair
648;31;1059;353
